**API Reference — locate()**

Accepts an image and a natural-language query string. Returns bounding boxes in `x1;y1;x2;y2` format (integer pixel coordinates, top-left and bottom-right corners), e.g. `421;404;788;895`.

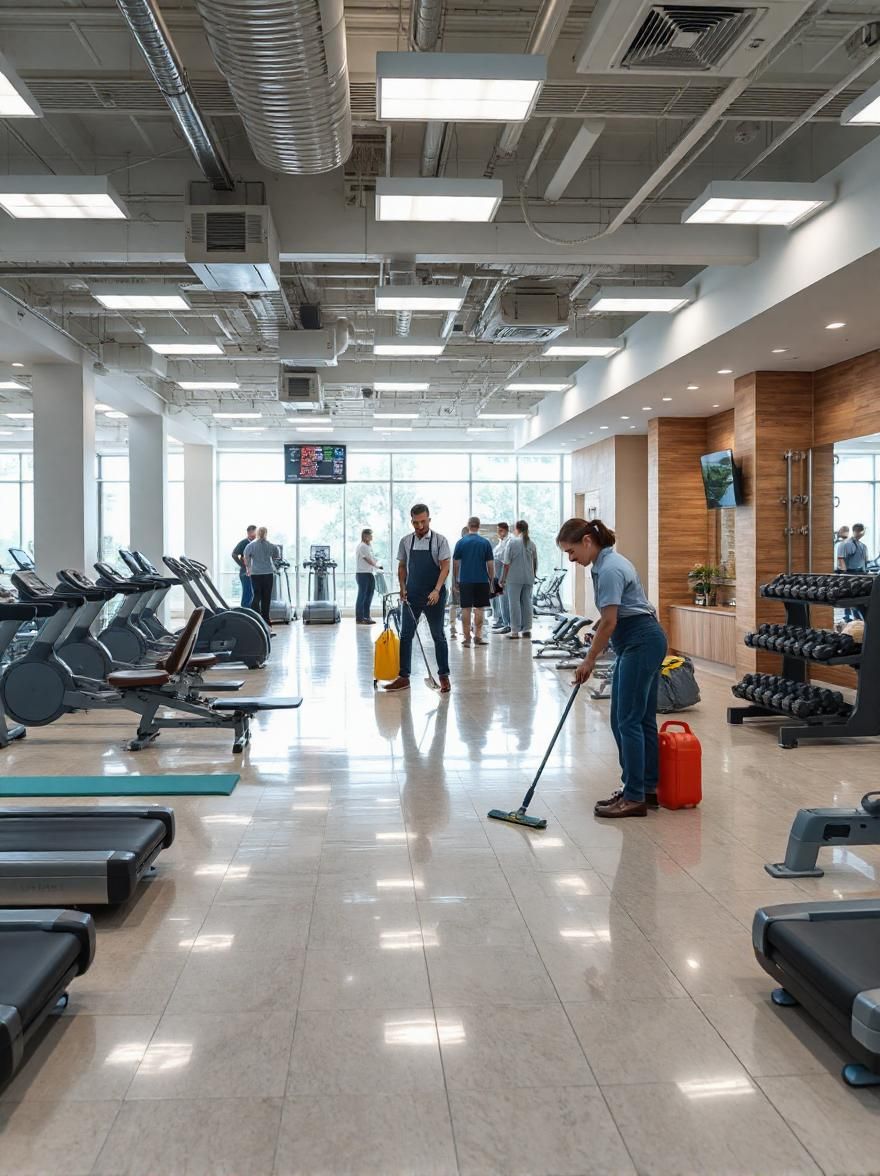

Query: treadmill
753;899;880;1086
0;807;175;906
0;909;94;1086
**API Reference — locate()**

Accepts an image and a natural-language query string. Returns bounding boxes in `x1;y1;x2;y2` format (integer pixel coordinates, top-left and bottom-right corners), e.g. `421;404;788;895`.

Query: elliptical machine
302;545;341;625
163;556;270;668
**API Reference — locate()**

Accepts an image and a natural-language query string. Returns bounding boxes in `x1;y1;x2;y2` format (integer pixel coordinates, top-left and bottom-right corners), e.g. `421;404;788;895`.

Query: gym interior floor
1;621;879;1176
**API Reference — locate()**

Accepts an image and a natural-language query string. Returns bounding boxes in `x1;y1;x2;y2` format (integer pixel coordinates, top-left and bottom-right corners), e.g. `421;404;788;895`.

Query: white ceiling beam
543;119;605;204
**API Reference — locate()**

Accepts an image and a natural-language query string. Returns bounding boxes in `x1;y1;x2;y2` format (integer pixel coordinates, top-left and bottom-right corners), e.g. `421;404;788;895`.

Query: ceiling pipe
486;0;574;175
389;261;416;337
414;0;448;177
115;0;234;190
194;0;352;174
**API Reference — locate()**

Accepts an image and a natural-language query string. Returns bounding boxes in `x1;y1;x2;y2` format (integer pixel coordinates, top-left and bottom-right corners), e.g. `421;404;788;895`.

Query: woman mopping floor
558;518;668;818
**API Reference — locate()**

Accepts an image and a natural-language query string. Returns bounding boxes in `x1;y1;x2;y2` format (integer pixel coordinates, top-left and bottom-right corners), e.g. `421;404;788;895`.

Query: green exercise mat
0;774;239;798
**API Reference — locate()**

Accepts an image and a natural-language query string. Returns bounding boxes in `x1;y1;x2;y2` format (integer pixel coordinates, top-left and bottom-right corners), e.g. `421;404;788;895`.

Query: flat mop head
487;808;547;830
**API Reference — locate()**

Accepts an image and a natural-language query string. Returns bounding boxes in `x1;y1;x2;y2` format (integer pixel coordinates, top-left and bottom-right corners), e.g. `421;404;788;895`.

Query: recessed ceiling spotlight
11;362;23;368
771;348;788;354
642;406;651;411
825;321;846;330
629;425;636;429
717;368;733;375
686;384;699;390
620;415;629;420
662;396;672;402
712;404;720;408
599;425;609;430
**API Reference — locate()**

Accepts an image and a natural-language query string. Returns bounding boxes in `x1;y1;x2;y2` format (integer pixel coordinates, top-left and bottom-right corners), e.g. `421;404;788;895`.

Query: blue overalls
399;535;449;678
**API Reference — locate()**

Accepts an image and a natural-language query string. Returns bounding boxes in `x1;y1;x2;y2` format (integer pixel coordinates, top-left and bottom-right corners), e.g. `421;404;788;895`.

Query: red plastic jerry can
657;721;702;810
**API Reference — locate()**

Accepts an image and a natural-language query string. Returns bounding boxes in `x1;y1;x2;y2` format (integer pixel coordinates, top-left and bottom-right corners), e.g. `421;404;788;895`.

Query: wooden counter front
668;605;737;667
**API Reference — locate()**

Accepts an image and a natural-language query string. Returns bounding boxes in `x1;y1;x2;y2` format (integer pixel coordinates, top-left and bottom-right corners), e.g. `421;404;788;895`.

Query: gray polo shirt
591;547;655;617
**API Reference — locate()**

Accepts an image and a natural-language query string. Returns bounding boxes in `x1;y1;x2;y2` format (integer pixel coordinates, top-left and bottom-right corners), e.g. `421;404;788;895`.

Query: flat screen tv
700;449;744;509
284;443;346;485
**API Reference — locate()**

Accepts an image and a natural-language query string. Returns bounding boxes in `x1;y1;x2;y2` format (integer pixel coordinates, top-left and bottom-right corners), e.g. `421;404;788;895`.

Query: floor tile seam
408;826;465;1176
86;1098;127;1176
281;868;319;1105
752;1076;842;1176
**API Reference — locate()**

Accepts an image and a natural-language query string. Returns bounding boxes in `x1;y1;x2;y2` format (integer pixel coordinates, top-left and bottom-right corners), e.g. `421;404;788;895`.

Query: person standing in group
557;518;667;818
385;504;452;694
354;528;382;625
232;525;257;608
453;518;495;648
500;519;538;639
491;521;512;633
839;523;870;620
244;526;279;626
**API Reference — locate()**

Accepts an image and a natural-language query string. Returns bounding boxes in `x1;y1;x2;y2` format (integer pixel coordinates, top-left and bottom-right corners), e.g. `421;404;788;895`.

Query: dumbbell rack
727;574;880;749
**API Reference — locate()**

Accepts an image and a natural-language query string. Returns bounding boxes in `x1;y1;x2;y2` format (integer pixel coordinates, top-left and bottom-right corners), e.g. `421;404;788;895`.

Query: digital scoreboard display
284;443;347;485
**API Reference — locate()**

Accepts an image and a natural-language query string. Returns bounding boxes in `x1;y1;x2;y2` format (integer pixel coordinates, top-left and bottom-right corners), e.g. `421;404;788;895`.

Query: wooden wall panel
735;372;814;677
571;437;616;618
648;417;710;632
814;349;880;446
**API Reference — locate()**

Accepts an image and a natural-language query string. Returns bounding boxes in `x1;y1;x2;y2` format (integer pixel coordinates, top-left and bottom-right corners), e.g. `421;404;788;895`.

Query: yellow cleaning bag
374;627;400;682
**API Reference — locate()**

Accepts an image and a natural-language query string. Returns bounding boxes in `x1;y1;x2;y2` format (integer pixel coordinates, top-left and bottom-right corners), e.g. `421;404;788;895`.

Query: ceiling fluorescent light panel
0;52;42;118
376;52;546;123
92;284;192;310
373;337;445;356
682;181;833;228
146;337;224;356
587;287;692;313
375;177;503;223
0;175;128;219
374;284;468;312
543;339;623;357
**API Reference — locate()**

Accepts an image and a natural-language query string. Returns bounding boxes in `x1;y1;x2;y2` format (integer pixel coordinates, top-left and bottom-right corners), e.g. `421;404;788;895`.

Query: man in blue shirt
453;517;495;647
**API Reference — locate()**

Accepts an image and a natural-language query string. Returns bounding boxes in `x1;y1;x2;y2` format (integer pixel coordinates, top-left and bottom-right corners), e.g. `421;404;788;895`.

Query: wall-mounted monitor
700;449;744;510
284;443;346;484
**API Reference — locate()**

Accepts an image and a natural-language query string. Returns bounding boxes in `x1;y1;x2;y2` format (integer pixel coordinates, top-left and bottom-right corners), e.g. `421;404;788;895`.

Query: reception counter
668;604;737;668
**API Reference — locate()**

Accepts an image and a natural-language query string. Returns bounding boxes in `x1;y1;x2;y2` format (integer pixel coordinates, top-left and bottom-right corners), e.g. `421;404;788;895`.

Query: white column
32;360;97;574
128;414;167;561
183;443;216;615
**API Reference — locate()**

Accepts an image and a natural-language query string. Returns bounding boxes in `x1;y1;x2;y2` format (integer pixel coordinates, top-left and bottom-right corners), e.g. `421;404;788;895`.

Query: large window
217;451;571;608
98;455;130;562
834;448;880;567
0;453;34;571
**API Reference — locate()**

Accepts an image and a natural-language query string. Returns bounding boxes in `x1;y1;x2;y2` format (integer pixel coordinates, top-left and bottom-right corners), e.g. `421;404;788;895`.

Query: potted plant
688;563;719;606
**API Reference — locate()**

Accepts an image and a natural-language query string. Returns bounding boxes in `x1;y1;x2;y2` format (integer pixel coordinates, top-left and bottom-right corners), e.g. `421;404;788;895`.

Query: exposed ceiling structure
0;0;878;448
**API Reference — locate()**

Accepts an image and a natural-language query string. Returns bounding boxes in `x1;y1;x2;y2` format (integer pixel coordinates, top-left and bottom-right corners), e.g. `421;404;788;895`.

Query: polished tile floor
2;619;880;1175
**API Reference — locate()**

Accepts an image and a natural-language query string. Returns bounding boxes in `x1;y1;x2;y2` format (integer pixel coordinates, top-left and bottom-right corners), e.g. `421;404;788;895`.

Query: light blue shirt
591;547;655;618
841;538;868;572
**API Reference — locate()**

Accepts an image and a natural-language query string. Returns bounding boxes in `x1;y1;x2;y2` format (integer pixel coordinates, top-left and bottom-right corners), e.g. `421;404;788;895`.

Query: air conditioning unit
278;368;324;406
473;290;569;344
576;1;812;76
278;322;349;368
185;204;280;292
101;342;168;379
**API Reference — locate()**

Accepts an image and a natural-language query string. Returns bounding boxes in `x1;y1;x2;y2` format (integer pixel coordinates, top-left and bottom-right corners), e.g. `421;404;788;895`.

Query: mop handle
519;683;581;810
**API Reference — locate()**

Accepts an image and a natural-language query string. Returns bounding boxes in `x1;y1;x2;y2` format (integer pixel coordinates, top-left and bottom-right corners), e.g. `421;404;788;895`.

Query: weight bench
0;909;94;1086
765;791;880;878
107;610;302;754
0;807;174;906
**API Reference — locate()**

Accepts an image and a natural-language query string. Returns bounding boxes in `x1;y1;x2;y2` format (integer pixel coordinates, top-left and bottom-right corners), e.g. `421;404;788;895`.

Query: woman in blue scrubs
556;518;667;818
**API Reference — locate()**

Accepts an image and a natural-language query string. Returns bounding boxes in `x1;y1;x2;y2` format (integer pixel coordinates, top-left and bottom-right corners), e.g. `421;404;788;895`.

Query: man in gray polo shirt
385;503;452;693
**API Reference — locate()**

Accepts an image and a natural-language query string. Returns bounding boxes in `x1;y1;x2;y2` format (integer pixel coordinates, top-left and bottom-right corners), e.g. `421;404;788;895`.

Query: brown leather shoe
439;675;451;693
383;677;411;692
595;788;658;813
595;796;647;819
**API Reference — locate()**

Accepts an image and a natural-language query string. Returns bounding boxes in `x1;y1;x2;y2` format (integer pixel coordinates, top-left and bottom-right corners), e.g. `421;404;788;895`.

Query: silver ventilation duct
413;0;444;50
390;263;416;337
194;0;353;174
115;0;234;190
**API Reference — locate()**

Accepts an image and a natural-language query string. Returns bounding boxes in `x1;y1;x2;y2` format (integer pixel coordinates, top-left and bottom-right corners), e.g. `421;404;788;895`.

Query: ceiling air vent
621;6;757;72
576;0;812;77
185;204;280;292
278;369;323;405
473;290;569;345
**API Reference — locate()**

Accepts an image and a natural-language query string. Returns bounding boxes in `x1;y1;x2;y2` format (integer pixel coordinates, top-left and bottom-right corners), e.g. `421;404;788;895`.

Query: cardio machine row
0;549;300;753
